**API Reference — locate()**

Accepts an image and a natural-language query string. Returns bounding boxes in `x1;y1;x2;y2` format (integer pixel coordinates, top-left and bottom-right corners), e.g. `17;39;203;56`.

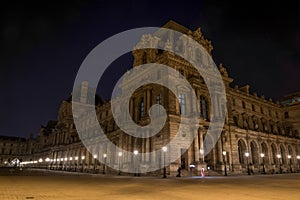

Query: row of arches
237;139;297;166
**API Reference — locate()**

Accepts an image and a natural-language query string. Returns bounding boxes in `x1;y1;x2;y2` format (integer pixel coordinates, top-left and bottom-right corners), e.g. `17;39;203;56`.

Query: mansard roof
0;135;26;142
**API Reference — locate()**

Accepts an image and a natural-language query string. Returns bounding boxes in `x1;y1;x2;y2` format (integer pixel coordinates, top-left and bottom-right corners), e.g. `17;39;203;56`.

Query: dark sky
0;0;299;138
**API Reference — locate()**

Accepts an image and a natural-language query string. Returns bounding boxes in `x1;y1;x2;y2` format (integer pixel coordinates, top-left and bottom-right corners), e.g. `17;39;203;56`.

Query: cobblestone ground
0;168;300;200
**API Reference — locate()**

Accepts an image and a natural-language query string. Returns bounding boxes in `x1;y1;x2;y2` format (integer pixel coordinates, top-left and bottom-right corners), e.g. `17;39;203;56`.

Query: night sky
1;0;299;138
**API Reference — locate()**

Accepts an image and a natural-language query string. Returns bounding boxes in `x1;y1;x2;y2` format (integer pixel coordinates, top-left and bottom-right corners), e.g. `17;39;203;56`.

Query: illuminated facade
1;21;300;175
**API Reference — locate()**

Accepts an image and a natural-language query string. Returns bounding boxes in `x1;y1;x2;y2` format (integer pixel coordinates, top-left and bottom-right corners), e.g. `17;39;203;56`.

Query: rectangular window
232;98;235;106
252;104;255;111
284;111;289;119
140;99;144;118
242;101;246;109
260;107;264;114
179;93;186;115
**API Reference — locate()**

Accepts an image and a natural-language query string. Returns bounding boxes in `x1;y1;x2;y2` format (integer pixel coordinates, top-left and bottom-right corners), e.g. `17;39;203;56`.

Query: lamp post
60;158;64;170
103;154;107;174
297;155;300;173
134;150;139;176
222;151;227;176
277;154;282;174
69;157;73;171
64;157;68;171
45;158;50;169
245;152;250;175
81;156;85;172
50;159;53;170
75;156;78;172
288;155;292;173
162;146;167;178
200;148;204;168
93;154;97;174
38;158;43;169
118;152;122;175
260;153;265;174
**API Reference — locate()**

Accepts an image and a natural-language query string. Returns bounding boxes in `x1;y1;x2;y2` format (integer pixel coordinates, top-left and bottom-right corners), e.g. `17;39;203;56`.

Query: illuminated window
139;98;144;118
179;93;186;115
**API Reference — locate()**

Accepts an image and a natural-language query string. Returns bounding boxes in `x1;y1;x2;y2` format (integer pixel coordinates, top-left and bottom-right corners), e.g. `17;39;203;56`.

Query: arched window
179;93;186;115
238;140;247;164
280;145;286;164
261;142;269;163
288;146;293;164
200;96;208;120
250;141;258;164
139;98;144;119
271;144;277;164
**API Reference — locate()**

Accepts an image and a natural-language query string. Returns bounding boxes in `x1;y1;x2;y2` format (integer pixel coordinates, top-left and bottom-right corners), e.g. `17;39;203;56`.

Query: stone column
194;130;200;162
217;138;223;169
145;131;150;162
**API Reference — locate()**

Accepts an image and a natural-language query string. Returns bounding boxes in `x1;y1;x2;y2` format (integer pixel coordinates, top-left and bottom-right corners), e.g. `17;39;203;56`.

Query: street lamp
260;153;265;174
200;148;204;168
69;157;73;172
134;150;139;176
118;152;122;175
162;146;167;178
277;154;282;174
75;156;78;172
245;152;250;175
222;151;227;176
288;155;292;173
81;156;85;172
93;154;97;173
297;155;300;173
103;154;107;174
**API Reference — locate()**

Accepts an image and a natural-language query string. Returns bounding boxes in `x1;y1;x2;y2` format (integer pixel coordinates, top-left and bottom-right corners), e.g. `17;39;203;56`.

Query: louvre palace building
1;20;300;176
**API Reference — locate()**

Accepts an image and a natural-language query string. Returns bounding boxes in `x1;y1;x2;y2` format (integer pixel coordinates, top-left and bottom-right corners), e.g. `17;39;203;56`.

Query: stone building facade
0;134;35;166
1;20;300;175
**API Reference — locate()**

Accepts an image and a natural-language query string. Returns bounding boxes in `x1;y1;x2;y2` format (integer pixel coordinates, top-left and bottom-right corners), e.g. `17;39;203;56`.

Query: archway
261;142;269;164
250;141;259;165
271;144;277;165
238;139;247;165
280;145;286;165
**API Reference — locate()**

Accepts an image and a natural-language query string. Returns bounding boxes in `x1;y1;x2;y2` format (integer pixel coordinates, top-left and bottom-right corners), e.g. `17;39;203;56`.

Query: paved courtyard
0;169;300;200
